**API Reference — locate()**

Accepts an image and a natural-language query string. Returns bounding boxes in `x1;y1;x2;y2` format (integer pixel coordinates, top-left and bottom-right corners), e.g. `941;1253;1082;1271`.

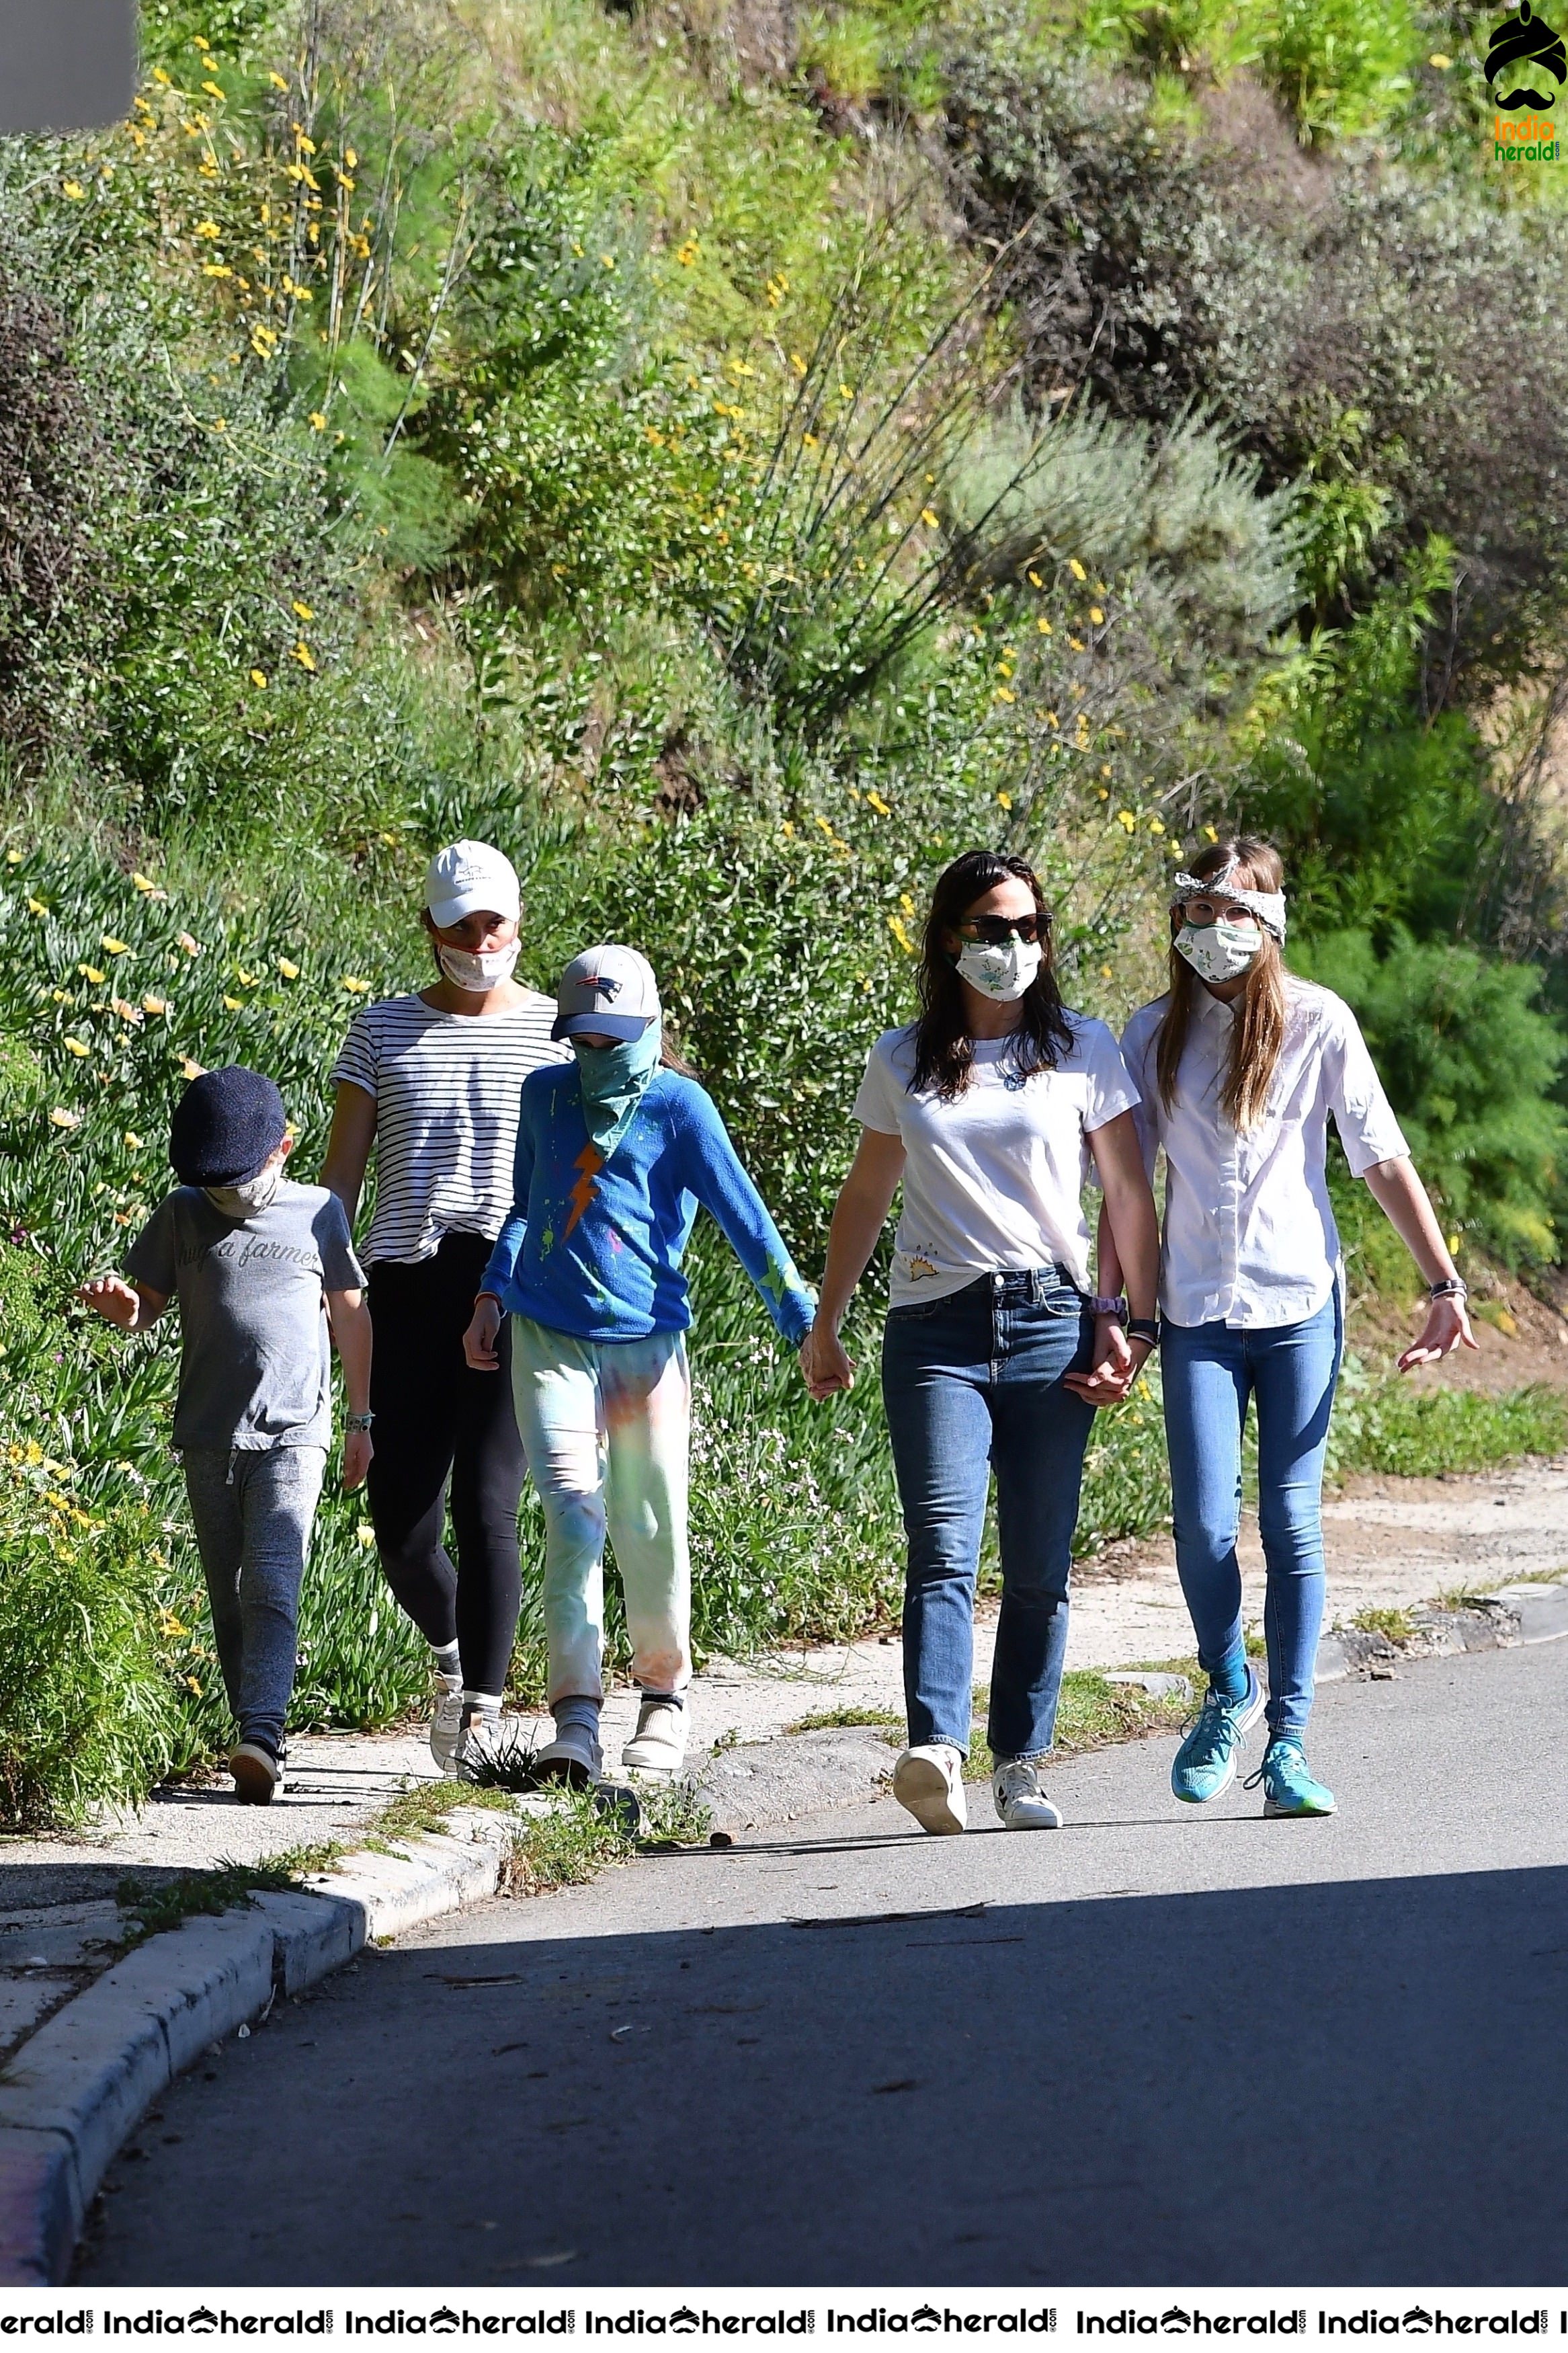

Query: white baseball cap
424;840;520;930
552;945;661;1041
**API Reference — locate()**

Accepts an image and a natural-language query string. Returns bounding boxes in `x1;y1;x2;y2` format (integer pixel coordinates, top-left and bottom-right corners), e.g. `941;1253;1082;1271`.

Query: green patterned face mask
573;1025;663;1158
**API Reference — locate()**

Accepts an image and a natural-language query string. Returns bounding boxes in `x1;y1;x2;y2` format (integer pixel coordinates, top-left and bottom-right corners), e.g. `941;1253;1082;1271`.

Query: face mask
573;1027;663;1159
1175;919;1264;984
955;936;1042;1002
204;1161;284;1220
438;939;520;993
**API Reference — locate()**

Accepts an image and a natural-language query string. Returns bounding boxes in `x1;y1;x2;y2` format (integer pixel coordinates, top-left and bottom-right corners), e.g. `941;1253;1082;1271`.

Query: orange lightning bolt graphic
563;1142;604;1238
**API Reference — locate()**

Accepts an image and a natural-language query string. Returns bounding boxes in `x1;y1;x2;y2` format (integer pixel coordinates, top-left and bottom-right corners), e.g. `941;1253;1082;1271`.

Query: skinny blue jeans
881;1268;1096;1761
181;1445;327;1755
1160;1289;1343;1741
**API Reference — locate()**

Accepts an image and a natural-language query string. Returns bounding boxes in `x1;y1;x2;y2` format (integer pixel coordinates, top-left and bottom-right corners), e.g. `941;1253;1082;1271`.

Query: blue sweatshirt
481;1066;817;1347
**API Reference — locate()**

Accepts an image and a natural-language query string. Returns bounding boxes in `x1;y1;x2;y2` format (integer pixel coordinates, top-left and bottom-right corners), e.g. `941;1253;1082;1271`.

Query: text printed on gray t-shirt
125;1181;366;1452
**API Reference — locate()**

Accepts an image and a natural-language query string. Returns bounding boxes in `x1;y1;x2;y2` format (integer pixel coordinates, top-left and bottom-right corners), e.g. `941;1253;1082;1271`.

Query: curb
7;1578;1564;2284
0;1804;534;2284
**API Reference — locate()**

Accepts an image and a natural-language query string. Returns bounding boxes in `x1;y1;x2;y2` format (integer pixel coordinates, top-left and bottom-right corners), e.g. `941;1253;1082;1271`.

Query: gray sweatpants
181;1445;328;1754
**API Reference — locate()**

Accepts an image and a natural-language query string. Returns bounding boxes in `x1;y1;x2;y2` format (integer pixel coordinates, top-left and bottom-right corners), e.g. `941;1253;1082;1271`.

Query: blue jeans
1160;1289;1343;1742
181;1445;327;1754
881;1269;1096;1761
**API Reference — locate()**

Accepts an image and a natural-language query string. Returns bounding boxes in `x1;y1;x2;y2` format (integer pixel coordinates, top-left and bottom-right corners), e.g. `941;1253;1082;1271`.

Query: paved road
79;1641;1568;2287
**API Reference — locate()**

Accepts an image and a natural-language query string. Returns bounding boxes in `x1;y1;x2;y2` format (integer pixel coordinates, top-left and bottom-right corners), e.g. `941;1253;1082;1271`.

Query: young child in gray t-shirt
79;1066;373;1804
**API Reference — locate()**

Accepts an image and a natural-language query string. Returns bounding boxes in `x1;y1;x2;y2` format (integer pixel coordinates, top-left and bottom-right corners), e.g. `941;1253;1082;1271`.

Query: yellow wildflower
866;791;891;817
50;988;68;1004
141;996;167;1016
292;641;317;672
357;1523;377;1548
268;71;289;89
276;957;300;980
131;871;157;892
900;893;915;916
292;600;314;621
997;791;1014;811
78;963;106;984
152;65;171;83
1116;810;1137;834
124;1132;143;1150
102;935;128;955
1149;817;1165;835
995;686;1016;704
194;219;221;240
201;79;225;99
1429;51;1452;67
789;353;806;376
250;670;267;688
921;508;939;528
1028;569;1044;589
63;182;85;202
340;975;370;994
308;412;327;432
1089;606;1104;625
1069;558;1087;581
179;1057;205;1080
26;898;46;916
1069;637;1085;653
177;931;201;956
888;914;915;955
1037;616;1052;635
63;1038;89;1058
222;994;243;1011
4;848;19;864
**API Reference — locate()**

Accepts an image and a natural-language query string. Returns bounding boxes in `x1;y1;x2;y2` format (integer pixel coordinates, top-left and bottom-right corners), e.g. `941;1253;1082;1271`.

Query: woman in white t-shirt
321;841;568;1773
800;850;1160;1837
1100;836;1476;1819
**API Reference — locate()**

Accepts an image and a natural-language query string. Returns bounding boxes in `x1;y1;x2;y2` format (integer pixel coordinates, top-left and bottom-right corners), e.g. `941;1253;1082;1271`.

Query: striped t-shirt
330;991;569;1267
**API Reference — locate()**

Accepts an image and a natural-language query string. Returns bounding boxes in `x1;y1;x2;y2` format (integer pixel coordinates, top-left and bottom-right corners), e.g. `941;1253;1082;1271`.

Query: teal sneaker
1247;1737;1336;1818
1170;1667;1265;1804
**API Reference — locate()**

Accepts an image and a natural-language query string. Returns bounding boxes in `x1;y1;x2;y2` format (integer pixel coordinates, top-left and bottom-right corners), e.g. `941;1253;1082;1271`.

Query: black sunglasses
955;914;1045;946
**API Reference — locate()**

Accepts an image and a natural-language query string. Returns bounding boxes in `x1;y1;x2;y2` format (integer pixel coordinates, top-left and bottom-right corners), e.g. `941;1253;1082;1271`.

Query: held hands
1398;1291;1479;1373
342;1429;374;1491
462;1293;503;1372
799;1320;855;1400
1063;1312;1153;1407
78;1275;142;1330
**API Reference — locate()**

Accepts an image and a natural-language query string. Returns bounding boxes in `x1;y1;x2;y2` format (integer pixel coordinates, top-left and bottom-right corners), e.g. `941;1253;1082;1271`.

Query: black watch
1126;1316;1160;1348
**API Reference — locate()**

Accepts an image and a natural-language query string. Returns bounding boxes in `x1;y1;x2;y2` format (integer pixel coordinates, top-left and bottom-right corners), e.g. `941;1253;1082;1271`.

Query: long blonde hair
1156;836;1288;1131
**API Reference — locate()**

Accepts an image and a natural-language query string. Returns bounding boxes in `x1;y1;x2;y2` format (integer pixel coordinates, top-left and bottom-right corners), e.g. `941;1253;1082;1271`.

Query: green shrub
1330;1369;1568;1479
0;1465;179;1826
1290;927;1568;1267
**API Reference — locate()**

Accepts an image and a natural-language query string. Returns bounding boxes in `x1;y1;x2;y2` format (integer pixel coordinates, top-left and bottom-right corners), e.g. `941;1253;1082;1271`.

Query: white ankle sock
462;1689;502;1718
431;1643;462;1692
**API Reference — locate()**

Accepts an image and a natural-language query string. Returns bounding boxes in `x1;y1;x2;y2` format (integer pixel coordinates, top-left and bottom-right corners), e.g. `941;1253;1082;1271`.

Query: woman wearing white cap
461;945;817;1784
321;841;568;1771
1100;836;1476;1818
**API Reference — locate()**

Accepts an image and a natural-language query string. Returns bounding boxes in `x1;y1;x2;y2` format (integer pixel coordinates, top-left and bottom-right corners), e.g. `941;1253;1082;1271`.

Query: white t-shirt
331;991;568;1267
1120;978;1409;1328
852;1016;1141;1309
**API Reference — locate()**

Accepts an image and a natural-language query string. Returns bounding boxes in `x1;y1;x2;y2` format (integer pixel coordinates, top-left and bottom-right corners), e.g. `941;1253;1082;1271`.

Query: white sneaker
429;1684;464;1778
621;1698;687;1779
533;1720;602;1788
992;1759;1063;1830
892;1744;966;1835
454;1704;506;1776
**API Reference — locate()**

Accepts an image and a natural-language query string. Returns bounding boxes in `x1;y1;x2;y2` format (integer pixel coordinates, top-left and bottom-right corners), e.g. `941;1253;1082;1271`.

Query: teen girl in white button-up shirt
1101;836;1475;1819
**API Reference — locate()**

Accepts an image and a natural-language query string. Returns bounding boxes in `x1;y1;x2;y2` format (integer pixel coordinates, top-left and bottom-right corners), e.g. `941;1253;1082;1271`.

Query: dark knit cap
169;1066;288;1187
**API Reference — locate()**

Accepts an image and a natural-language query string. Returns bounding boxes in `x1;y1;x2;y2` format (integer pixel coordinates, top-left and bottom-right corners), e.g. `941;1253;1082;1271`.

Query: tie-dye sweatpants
509;1316;692;1705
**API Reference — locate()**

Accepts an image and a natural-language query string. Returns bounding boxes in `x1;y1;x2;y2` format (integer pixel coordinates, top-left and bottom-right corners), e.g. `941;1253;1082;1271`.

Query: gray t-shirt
125;1181;366;1452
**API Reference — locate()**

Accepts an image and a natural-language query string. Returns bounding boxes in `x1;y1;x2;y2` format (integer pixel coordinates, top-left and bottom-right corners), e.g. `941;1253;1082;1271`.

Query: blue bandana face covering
573;1025;663;1159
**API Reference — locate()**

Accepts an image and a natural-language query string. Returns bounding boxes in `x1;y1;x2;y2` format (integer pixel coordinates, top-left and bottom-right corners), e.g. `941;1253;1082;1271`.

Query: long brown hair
911;850;1074;1099
1155;836;1288;1131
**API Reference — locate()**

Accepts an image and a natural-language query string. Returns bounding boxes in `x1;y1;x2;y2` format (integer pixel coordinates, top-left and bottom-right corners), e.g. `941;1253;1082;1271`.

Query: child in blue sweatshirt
462;944;816;1782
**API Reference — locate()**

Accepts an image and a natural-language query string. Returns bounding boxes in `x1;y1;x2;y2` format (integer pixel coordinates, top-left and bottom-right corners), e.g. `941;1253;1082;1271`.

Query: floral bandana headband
1171;861;1287;941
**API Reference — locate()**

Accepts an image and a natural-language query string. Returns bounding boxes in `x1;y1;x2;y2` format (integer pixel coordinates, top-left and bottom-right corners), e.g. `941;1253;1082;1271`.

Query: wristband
1126;1317;1160;1348
474;1289;503;1307
344;1411;375;1433
1428;1278;1468;1302
1089;1295;1127;1322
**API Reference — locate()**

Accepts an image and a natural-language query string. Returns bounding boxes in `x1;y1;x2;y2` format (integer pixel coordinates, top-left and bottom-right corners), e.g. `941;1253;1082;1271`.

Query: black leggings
366;1234;526;1696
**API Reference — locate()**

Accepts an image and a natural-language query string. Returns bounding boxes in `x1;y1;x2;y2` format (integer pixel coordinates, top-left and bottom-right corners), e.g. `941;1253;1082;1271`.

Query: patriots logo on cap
587;973;622;998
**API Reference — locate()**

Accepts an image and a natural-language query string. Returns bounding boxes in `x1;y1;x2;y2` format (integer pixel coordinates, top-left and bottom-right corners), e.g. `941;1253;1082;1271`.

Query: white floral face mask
438;939;520;992
1175;919;1264;984
955;936;1042;1002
